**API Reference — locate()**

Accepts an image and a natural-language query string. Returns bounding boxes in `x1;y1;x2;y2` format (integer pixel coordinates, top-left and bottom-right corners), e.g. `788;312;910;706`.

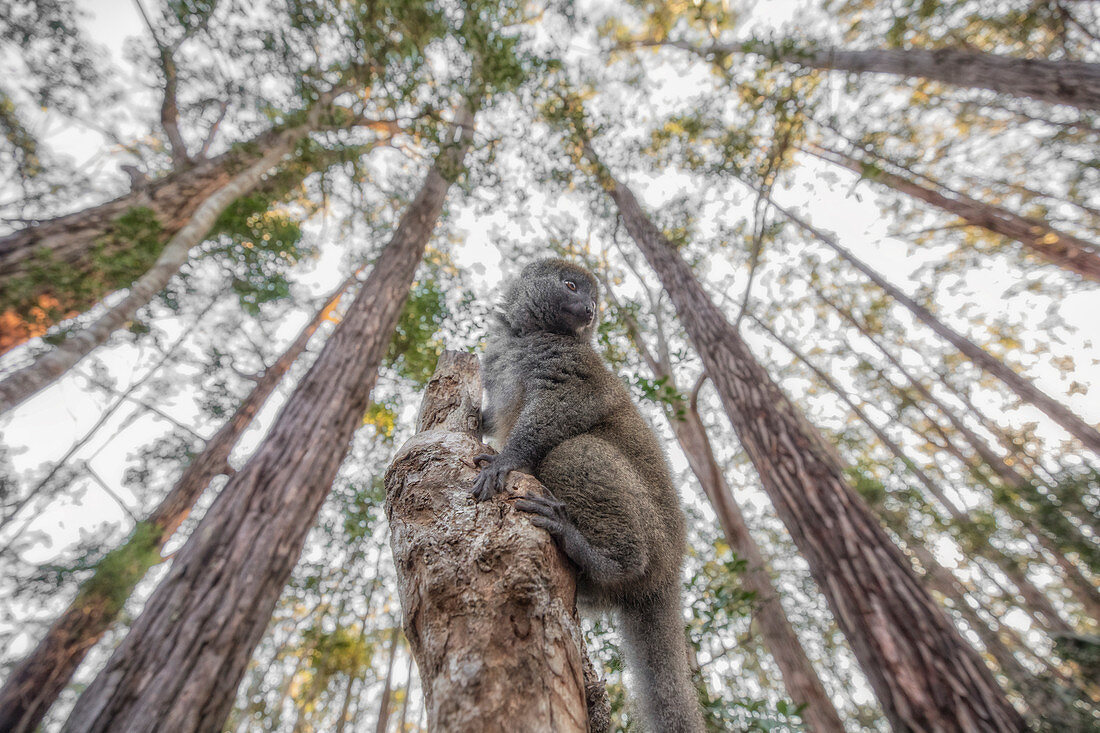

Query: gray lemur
474;258;705;733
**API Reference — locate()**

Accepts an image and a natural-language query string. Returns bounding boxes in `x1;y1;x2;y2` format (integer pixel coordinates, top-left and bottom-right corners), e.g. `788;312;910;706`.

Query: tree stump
385;351;609;732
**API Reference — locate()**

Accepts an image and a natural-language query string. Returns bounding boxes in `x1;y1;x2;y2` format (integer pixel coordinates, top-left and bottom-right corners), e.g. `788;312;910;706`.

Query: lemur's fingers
514;496;568;522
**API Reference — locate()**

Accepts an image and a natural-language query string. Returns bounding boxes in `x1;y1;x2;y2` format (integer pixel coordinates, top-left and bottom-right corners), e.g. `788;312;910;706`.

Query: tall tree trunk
397;654;414;733
769;198;1100;454
0;275;356;733
0;136;276;354
374;627;401;733
661;39;1100;111
749;313;1077;635
385;351;610;733
0;117;323;415
60;104;476;733
604;285;845;732
674;406;847;732
805;143;1100;282
576;132;1026;731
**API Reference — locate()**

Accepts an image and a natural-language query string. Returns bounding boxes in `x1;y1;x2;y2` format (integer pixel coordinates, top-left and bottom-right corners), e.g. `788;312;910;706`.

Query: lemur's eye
564;280;577;292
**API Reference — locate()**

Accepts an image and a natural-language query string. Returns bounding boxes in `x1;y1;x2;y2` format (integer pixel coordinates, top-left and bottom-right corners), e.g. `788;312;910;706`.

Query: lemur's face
506;259;600;338
547;265;598;334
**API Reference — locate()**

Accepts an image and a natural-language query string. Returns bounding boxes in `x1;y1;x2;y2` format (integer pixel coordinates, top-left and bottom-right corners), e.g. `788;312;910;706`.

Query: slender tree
60;101;476;733
0;273;357;733
0;127;384;354
635;39;1100;112
373;627;401;733
560;98;1027;730
761;197;1100;455
803;142;1100;282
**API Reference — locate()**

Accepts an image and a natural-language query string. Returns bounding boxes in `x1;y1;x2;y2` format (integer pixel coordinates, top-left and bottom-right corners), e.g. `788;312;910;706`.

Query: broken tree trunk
385;351;610;733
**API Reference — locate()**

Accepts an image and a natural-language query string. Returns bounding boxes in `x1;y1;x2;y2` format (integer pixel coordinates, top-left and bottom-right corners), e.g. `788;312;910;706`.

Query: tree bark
60;105;476;733
899;524;1079;727
604;285;844;732
0;129;273;355
669;40;1100;111
805;143;1100;282
385;351;610;733
579;136;1027;731
769;198;1100;455
0;274;356;733
0;88;380;353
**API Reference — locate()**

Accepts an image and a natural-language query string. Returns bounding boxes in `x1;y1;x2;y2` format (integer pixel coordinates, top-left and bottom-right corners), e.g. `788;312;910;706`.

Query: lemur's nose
585;303;594;317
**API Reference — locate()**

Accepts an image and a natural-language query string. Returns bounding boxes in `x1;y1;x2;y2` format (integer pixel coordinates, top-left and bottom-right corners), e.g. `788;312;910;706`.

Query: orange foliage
0;295;77;355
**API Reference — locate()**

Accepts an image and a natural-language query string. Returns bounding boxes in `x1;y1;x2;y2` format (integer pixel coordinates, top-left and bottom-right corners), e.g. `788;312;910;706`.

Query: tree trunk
676;40;1100;111
900;525;1080;727
675;407;847;732
0;274;356;733
60;105;476;733
770;198;1100;454
374;627;401;733
805;143;1100;282
579;136;1026;731
604;285;844;732
385;351;610;733
397;654;414;733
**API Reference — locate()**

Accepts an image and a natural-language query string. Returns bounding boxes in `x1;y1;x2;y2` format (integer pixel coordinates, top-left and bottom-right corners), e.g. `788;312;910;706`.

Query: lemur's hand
471;453;520;501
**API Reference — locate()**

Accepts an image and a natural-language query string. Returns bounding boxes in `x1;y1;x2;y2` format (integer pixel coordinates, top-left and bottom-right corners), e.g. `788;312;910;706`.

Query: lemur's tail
619;585;706;732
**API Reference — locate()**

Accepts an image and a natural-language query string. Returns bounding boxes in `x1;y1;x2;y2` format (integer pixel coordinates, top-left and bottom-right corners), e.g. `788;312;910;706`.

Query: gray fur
475;258;705;733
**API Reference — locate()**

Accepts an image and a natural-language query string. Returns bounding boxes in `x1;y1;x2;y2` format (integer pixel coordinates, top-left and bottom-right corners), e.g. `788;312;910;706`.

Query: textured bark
582;140;1026;732
385;351;608;733
905;532;1075;725
0;118;319;415
606;289;844;732
771;200;1100;455
0;148;241;278
61;106;475;733
0;276;352;733
807;143;1100;282
0;130;280;357
676;40;1100;111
